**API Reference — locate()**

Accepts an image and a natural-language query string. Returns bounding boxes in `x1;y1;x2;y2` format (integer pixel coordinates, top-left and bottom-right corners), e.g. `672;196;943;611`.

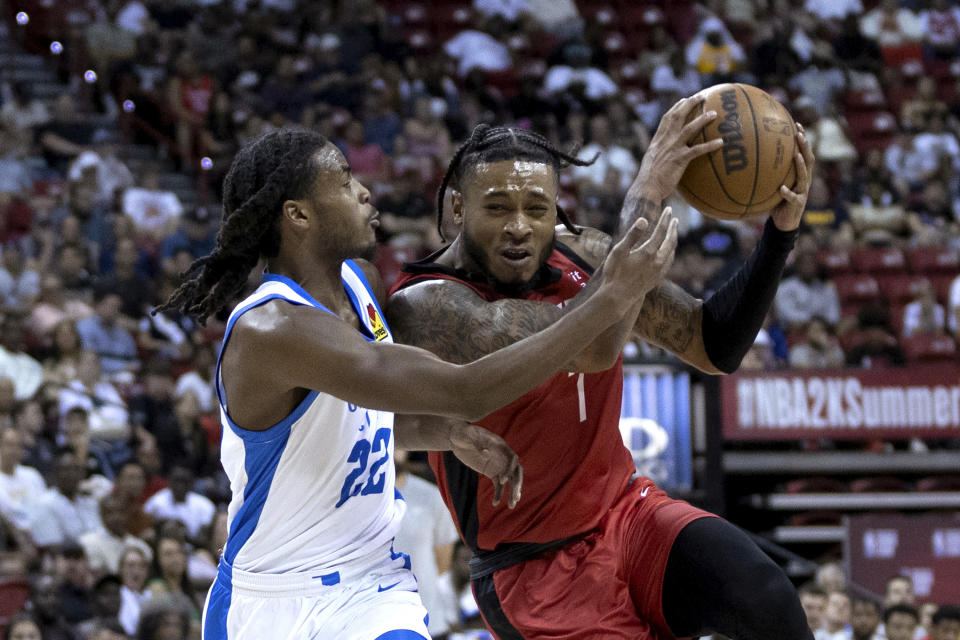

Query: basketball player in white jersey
156;129;679;640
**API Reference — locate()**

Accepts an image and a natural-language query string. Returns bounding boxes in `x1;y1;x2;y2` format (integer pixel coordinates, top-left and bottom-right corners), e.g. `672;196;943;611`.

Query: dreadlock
436;124;598;240
156;129;328;323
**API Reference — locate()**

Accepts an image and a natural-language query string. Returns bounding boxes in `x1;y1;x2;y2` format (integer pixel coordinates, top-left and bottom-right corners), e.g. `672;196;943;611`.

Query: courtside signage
721;368;960;440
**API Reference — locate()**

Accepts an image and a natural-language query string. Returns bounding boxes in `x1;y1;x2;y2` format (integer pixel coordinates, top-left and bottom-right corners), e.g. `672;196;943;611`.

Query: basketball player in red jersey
387;96;816;640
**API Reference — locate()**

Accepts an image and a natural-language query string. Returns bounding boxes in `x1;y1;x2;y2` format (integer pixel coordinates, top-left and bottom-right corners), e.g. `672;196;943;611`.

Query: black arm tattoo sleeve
386;280;567;363
618;192;664;240
637;281;700;354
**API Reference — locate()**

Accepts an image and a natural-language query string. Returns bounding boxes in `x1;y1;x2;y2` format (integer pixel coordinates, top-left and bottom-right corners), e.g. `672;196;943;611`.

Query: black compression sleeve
701;218;799;373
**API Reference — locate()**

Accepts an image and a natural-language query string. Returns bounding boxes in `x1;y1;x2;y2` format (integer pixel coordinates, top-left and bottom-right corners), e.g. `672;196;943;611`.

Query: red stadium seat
0;579;30;630
851;247;907;274
929;273;957;305
817;249;853;276
901;334;958;364
834;274;882;305
846;111;899;155
904;247;960;274
889;303;907;336
843;89;888;114
788;511;844;527
878;274;929;305
849;476;910;493
881;43;923;68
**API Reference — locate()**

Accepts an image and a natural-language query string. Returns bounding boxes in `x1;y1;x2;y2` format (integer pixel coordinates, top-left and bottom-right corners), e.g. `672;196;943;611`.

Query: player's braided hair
157;129;328;323
436;124;599;240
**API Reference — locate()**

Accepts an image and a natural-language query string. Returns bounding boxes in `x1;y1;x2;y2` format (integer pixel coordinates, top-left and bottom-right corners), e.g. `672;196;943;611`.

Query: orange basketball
678;83;797;221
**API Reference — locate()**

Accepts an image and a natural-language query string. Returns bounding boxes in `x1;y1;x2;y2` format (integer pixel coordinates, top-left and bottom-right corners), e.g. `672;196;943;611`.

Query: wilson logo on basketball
366;303;389;341
717;89;748;175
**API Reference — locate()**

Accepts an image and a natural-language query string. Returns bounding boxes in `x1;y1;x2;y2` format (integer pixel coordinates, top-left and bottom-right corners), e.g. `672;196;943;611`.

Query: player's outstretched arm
244;212;677;422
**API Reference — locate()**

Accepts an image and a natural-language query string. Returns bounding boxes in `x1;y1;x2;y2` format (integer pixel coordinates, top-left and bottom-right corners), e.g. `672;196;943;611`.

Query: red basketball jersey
390;243;635;551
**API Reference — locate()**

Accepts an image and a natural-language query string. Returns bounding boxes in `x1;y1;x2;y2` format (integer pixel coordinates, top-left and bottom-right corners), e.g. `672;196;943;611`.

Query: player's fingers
492;477;505;507
509;464;523;509
780;184;803;203
638;207;672;253
679;109;718;141
793;150;810;189
685;136;725;159
617;216;650;252
655;217;679;263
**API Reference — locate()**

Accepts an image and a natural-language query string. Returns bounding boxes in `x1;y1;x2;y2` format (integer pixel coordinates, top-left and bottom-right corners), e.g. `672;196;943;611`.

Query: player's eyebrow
340;164;351;174
483;189;549;200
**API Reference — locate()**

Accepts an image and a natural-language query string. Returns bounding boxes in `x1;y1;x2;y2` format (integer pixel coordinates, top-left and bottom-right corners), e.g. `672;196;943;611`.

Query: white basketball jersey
215;261;404;577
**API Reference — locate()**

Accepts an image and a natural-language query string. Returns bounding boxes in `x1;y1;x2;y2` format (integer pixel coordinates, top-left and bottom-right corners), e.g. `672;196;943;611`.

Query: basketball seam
738;85;761;217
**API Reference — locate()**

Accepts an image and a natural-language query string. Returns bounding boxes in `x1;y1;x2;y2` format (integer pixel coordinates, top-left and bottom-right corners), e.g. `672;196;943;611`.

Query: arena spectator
2;613;46;640
543;40;619;103
847;180;909;246
30;278;93;343
885;604;921;640
901;77;950;132
76;287;140;378
37;95;98;176
0;82;51;131
799;584;828;635
902;279;947;337
0;426;47;531
393;450;460;637
805;0;863;22
816;591;853;640
860;0;924;49
0;244;39;312
775;251;841;331
443;18;512;78
27;451;102;548
143;466;214;543
134;595;192;640
686;16;748;86
851;598;883;640
26;574;80;640
403;97;452;165
58;352;130;442
121;166;184;244
67;130;134;208
80;493;152;576
920;0;960;60
846;322;906;369
572;114;639;194
930;606;960;640
790;317;846;369
0;315;44;402
146;533;201;622
113;462;154;540
76;574;124;639
160;206;215;268
118;545;152;636
789;48;848;118
14;399;56;477
55;543;95;625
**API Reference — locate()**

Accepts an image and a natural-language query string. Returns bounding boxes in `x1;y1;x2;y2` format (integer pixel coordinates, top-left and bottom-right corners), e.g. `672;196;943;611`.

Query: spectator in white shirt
118;545;152;636
543;41;618;102
815;591;853;640
0;243;40;312
805;0;863;21
920;0;960;59
572;114;639;194
68;130;135;207
775;251;841;331
58;350;130;441
0;426;46;530
28;450;103;548
473;0;529;23
80;493;152;576
144;466;215;544
860;0;924;48
394;451;460;638
444;22;512;78
122;166;184;242
902;280;946;337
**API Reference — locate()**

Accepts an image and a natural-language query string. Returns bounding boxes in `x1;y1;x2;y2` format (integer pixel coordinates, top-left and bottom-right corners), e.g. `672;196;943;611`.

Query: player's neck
266;255;351;312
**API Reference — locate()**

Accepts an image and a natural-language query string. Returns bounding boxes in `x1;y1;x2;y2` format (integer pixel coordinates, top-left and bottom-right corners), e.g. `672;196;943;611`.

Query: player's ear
451;191;465;225
281;199;309;227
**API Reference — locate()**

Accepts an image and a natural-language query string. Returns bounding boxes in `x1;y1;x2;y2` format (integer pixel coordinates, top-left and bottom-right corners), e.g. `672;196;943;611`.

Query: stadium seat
849;476;910;493
785;477;846;493
842;89;888;114
877;274;929;305
846;111;899;155
817;249;853;276
881;43;923;68
928;273;957;305
0;579;30;630
917;476;960;492
787;511;844;527
851;247;907;274
833;274;882;305
901;334;958;364
904;247;960;275
889;303;907;336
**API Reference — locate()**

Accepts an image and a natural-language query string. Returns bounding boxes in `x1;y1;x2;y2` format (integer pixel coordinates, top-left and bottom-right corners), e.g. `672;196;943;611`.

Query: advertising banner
620;366;692;491
720;367;960;440
846;513;960;603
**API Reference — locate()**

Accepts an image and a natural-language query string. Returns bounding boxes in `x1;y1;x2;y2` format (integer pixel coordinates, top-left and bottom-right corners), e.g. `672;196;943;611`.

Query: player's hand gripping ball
678;83;798;220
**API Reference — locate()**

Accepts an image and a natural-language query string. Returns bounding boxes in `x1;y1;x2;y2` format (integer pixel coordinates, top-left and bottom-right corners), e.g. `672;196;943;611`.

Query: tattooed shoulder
556;226;612;270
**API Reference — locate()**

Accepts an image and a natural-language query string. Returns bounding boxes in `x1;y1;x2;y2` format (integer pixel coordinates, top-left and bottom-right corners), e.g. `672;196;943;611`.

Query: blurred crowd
792;562;960;640
2;0;960;638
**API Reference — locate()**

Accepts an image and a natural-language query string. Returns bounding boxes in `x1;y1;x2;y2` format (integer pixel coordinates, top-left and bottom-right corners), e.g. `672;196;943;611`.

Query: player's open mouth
369;215;380;229
501;248;530;263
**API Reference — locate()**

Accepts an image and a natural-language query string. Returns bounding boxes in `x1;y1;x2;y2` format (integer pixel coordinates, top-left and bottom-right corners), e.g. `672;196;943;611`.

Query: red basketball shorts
471;477;716;639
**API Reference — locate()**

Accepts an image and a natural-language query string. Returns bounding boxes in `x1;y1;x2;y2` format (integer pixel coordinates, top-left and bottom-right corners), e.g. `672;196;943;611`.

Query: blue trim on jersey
262;273;331;311
342;259;393;338
395;488;404;501
372;631;429;640
203;567;232;640
389;541;412;570
223;425;293;565
313;571;340;585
